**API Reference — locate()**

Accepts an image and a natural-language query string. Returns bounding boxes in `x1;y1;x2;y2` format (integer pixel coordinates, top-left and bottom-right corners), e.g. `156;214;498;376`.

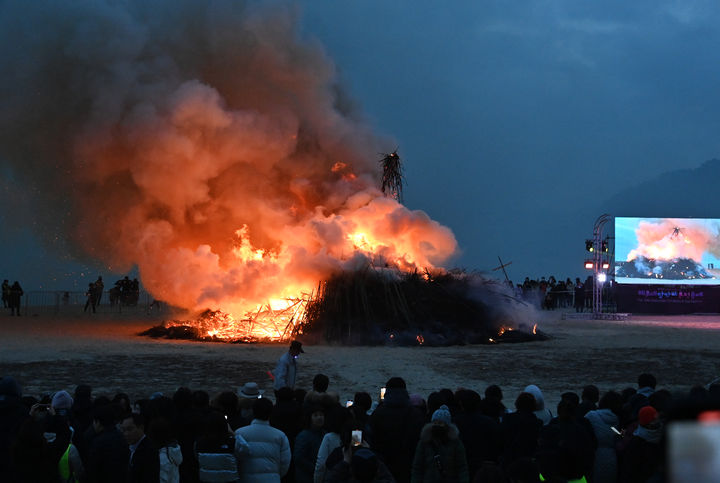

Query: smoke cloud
0;0;457;312
627;218;720;262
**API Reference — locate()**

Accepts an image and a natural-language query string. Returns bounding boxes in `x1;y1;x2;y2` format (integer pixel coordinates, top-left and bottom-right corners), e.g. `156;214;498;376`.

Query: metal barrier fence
9;290;169;317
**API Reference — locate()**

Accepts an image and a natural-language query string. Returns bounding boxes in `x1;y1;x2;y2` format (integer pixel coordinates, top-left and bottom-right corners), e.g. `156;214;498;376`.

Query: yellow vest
539;473;587;483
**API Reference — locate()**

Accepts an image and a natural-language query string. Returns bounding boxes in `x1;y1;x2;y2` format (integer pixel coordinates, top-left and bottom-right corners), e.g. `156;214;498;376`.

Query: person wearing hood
411;405;469;483
523;385;553;425
618;406;663;483
585;391;623;483
367;377;425;483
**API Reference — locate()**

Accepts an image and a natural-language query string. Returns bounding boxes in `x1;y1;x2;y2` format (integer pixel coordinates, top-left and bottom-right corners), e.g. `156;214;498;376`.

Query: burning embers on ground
143;269;548;346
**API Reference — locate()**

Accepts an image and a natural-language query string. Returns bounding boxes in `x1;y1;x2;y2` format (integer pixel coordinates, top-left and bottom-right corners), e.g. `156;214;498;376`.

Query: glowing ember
416;334;425;345
532;323;538;335
498;326;514;336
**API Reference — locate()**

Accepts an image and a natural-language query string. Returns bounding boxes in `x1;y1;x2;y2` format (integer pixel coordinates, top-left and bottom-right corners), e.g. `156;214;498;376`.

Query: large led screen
615;217;720;285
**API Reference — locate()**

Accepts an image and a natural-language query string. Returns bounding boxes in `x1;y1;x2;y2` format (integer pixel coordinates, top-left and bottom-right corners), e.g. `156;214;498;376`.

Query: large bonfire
0;1;539;344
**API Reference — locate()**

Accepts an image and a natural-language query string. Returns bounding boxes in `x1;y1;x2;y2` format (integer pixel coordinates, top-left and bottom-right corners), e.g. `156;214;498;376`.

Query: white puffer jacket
159;443;184;483
234;420;291;483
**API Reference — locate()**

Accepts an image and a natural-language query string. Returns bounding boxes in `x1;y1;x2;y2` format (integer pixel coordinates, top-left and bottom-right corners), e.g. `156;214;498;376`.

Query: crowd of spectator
508;276;601;312
1;370;717;482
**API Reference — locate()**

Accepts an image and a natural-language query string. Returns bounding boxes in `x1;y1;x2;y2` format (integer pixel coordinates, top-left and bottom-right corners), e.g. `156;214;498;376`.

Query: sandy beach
2;311;720;411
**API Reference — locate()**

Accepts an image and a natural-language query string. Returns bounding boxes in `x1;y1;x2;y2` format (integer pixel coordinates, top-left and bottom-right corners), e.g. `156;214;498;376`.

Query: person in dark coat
85;404;130;483
325;447;395;483
293;405;326;483
479;385;507;423
1;279;8;308
121;413;160;483
11;416;62;482
349;392;373;431
453;389;502;479
577;385;599;420
500;392;542;470
574;280;585;312
618;406;663;483
8;280;23;316
411;405;469;483
536;399;594;482
272;386;304;450
367;377;425;483
0;376;30;480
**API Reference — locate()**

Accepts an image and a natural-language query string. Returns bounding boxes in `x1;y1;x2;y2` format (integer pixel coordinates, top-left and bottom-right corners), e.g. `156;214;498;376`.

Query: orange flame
0;2;460;342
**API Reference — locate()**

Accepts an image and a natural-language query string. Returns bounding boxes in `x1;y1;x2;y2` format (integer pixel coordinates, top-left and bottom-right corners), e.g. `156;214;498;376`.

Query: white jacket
159;443;184;483
313;432;341;483
273;352;297;390
234;420;291;483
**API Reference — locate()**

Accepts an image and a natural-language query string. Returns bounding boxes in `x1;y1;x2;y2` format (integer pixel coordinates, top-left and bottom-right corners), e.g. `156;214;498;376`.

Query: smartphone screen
380;387;386;401
351;430;362;446
346;400;353;407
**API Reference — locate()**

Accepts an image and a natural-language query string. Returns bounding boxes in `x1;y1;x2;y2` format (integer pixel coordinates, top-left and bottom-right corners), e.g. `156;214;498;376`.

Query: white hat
238;382;264;398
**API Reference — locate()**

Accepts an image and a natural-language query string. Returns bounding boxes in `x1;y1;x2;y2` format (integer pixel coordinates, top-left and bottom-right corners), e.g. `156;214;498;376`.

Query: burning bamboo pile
141;267;547;346
295;267;547;345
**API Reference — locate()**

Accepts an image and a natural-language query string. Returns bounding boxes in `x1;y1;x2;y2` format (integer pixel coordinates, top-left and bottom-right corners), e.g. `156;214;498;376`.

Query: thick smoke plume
0;1;457;314
626;219;720;263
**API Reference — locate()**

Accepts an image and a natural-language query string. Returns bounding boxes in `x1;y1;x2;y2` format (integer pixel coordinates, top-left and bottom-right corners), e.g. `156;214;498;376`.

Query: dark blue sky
2;0;720;290
298;0;720;280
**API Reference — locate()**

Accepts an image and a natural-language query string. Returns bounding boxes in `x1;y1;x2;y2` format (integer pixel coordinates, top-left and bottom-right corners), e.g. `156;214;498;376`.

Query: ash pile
616;256;715;281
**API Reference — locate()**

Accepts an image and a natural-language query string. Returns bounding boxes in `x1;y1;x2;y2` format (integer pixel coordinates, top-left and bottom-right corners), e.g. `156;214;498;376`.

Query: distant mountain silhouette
536;159;720;280
599;158;720;218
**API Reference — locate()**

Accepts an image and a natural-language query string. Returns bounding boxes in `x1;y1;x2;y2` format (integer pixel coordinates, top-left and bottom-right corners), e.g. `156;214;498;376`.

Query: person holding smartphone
411;405;469;483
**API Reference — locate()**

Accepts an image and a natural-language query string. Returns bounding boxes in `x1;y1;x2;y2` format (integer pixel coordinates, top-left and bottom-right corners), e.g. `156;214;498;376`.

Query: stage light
584;260;594;270
597;273;607;283
602;262;610;269
585;240;594;252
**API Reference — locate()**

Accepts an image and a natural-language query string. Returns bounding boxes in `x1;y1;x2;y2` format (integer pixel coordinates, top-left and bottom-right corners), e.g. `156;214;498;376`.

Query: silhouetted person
94;276;104;306
8;281;23;316
84;282;97;313
86;404;129;483
574;280;585;312
1;280;8;308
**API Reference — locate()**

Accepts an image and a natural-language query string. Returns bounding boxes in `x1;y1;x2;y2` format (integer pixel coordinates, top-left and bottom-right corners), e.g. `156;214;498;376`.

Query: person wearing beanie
51;390;74;415
47;390;85;483
618;405;663;483
411;404;469;483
